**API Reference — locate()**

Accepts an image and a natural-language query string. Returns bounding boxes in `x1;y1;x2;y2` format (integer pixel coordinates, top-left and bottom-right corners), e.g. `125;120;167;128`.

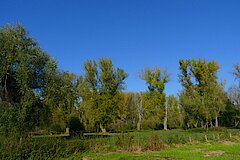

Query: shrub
68;116;85;137
0;136;85;159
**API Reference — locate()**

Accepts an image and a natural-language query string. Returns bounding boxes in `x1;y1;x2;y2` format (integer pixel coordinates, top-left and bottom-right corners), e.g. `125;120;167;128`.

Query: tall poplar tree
179;59;227;128
78;58;127;132
140;67;169;129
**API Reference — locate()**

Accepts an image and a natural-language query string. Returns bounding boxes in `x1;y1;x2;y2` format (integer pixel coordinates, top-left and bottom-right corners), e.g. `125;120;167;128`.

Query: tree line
0;24;240;136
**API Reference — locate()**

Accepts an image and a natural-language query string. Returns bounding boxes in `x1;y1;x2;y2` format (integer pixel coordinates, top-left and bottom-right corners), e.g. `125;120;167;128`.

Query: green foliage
0;24;61;133
78;58;128;132
0;24;80;135
116;92;138;130
167;95;182;129
140;67;169;93
233;64;240;79
140;67;169;130
226;68;240;127
179;59;227;128
0;24;48;103
0;137;85;160
43;71;79;131
50;108;67;132
1;23;240;159
0;102;22;137
142;92;165;121
68;116;85;137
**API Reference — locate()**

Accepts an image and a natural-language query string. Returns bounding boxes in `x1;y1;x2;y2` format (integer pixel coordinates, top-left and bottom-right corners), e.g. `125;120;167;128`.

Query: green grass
60;128;240;160
4;128;238;159
80;128;240;153
77;143;240;160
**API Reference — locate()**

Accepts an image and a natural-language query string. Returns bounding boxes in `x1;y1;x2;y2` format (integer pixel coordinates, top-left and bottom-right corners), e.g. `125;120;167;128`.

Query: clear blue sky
1;0;240;95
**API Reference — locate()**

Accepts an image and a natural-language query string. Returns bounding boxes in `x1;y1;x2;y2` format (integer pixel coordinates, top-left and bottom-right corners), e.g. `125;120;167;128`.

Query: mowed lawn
80;143;240;160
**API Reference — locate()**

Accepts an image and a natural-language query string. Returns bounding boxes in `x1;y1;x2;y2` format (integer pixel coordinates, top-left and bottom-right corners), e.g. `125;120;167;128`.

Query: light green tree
78;58;127;132
179;59;227;128
166;95;181;129
140;67;169;129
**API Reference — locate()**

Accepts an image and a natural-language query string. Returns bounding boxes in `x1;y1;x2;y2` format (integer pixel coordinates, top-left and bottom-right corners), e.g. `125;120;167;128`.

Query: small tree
68;116;84;137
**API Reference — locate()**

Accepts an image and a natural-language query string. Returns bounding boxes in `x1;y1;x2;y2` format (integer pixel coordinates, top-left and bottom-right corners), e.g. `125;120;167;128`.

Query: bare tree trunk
164;97;168;130
187;122;190;128
206;119;209;131
100;123;106;133
210;120;213;128
201;120;204;128
235;120;239;127
193;120;198;128
136;93;142;131
215;114;218;127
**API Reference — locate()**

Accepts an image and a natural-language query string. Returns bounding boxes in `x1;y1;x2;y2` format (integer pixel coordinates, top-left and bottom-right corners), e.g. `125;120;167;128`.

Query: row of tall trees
1;24;240;136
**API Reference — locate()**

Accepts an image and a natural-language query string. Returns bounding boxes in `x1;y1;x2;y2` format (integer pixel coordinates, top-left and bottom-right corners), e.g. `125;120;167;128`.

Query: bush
50;124;65;133
0;136;85;159
68;116;85;137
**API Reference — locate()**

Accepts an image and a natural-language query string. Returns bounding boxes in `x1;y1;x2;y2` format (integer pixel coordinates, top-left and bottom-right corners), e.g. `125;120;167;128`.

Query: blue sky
1;0;240;95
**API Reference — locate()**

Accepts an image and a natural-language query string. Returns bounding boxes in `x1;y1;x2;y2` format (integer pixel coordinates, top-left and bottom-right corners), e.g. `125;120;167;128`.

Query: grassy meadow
1;127;240;159
77;143;240;160
54;128;240;160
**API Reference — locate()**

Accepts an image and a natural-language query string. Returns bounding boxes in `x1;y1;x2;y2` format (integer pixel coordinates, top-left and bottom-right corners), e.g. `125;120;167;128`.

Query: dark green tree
0;24;57;134
42;71;79;132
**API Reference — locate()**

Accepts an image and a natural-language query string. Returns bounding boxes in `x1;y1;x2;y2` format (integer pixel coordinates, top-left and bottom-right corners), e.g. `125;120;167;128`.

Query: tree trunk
210;120;213;128
215;114;218;127
100;123;106;133
193;120;198;128
205;119;209;131
164;97;168;130
187;122;190;129
136;94;142;131
201;120;204;128
235;120;239;127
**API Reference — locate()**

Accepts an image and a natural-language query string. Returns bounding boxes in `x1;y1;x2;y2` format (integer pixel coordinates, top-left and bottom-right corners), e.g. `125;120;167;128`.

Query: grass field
61;128;240;160
70;143;240;160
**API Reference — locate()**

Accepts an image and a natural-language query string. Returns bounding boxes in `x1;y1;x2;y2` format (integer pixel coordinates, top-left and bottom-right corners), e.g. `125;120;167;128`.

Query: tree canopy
0;24;239;138
78;58;128;132
179;59;227;128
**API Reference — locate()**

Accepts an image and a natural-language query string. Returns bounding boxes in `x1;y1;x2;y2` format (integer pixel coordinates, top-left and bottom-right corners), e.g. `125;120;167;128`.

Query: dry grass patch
204;150;225;157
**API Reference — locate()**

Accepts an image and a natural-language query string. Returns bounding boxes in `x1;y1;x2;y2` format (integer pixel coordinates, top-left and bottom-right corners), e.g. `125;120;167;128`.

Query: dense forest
0;24;240;159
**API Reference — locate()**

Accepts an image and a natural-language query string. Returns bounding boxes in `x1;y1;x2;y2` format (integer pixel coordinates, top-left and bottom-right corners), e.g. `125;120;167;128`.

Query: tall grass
0;135;85;160
1;128;239;159
82;128;240;153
